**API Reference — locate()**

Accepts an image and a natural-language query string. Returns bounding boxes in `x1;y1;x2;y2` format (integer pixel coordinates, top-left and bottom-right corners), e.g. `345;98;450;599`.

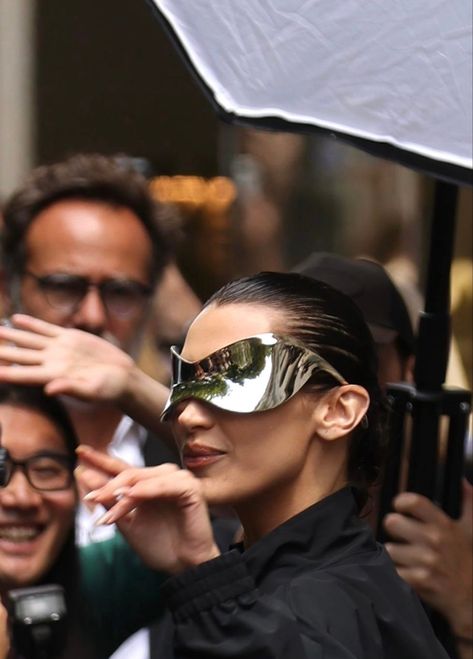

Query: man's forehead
24;199;154;277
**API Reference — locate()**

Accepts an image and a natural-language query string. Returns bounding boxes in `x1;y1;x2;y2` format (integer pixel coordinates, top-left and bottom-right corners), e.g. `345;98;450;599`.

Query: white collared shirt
75;415;147;547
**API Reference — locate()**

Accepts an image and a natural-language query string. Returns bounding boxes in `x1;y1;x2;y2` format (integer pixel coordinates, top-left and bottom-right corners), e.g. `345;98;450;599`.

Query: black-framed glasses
0;448;74;492
24;271;152;318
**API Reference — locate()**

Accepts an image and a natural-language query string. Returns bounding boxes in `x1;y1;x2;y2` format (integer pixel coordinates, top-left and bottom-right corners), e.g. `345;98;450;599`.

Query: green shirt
80;533;166;657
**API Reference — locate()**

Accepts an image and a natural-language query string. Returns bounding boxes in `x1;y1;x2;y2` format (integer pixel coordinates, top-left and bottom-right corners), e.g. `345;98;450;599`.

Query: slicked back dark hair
205;271;388;510
1;153;171;287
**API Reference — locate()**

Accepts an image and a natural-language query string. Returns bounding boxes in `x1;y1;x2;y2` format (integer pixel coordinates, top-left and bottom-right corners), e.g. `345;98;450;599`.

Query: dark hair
206;271;388;510
0;384;78;462
1;153;171;287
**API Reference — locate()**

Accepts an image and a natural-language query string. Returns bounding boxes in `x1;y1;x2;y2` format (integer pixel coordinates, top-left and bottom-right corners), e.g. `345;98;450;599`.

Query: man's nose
71;285;108;334
0;470;43;510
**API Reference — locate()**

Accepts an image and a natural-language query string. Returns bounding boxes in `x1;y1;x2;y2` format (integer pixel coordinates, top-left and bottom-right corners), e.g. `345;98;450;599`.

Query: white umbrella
150;0;472;184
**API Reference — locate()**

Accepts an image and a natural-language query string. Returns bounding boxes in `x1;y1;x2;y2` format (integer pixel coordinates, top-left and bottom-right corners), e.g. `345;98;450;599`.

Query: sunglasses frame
161;333;347;420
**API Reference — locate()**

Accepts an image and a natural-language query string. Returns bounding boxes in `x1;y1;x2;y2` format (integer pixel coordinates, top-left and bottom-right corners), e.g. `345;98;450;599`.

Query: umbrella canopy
150;0;472;185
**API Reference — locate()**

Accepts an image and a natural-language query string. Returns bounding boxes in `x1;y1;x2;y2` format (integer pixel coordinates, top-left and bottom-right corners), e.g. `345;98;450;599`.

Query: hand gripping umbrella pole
377;180;471;654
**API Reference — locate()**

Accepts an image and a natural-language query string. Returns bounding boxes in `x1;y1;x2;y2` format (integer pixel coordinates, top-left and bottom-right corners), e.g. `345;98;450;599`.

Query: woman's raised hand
76;446;221;574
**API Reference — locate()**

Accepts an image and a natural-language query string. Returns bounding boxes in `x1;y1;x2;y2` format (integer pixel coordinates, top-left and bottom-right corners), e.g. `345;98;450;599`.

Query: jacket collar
238;487;375;582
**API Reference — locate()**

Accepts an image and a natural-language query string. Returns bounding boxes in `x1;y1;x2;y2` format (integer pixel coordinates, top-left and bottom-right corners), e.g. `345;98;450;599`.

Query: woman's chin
201;480;236;508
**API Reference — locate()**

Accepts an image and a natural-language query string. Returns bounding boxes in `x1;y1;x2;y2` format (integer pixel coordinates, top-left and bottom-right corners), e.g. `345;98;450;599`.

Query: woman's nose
174;398;214;430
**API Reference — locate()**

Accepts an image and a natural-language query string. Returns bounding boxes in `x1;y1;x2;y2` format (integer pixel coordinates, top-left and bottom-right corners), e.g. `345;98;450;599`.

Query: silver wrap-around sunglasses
161;333;347;420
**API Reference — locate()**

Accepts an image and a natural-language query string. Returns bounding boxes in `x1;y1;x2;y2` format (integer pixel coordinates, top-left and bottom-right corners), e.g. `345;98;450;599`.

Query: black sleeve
162;550;450;659
163;550;351;659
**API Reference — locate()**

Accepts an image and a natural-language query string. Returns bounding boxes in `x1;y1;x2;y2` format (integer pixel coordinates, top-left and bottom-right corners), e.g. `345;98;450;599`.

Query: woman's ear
312;385;370;441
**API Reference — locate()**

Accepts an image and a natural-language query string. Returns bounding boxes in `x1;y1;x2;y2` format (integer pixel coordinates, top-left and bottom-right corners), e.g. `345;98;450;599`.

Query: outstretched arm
0;314;170;436
384;482;473;658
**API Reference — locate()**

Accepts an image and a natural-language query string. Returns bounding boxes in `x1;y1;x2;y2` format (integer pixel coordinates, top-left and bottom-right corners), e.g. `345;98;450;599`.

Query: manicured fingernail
95;512;112;526
83;490;98;501
113;487;130;498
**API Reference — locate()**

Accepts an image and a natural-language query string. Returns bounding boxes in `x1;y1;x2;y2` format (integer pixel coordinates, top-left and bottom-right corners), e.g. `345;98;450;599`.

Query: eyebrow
4;450;71;461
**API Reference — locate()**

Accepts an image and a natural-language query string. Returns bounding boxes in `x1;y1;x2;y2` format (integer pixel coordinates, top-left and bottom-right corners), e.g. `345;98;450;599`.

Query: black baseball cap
293;252;415;356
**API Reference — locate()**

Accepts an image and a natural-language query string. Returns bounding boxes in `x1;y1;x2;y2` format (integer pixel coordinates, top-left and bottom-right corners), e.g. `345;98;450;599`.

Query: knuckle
411;567;430;588
396;492;420;511
427;528;443;548
383;513;400;531
422;551;438;570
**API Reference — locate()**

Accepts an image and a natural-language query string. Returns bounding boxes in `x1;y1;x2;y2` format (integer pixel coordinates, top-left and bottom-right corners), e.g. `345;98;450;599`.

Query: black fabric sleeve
162;550;450;659
163;550;334;659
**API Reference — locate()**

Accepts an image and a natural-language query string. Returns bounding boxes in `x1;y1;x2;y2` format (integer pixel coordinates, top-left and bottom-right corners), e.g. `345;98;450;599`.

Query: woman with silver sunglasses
79;271;447;659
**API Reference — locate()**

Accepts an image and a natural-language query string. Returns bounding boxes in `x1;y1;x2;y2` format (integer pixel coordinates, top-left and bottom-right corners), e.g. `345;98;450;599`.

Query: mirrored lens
162;334;347;420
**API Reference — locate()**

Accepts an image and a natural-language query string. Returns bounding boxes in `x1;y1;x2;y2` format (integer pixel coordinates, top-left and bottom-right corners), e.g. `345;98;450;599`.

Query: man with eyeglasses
0;153;179;534
0;448;74;492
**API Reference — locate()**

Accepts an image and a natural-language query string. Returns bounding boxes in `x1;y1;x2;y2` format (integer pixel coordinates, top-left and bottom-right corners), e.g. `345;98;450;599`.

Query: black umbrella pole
414;180;458;390
405;181;465;654
407;181;459;498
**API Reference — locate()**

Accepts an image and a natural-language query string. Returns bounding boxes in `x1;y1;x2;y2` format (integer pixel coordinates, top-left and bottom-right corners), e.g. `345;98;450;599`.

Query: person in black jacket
80;271;449;659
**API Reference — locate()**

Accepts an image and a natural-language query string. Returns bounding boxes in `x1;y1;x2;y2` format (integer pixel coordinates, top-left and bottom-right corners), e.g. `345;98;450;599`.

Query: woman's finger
76;445;132;475
95;495;138;525
81;463;180;506
94;469;202;524
75;464;113;494
127;469;200;503
78;445;179;481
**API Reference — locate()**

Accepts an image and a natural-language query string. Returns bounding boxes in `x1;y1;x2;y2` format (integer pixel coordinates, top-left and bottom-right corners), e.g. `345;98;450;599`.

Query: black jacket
163;487;448;658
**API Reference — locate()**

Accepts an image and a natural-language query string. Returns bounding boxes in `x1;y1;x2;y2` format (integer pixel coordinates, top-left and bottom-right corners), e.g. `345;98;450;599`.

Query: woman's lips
182;445;226;470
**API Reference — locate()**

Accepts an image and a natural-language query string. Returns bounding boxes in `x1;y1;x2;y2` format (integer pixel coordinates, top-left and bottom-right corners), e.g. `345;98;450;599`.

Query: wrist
172;544;222;575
